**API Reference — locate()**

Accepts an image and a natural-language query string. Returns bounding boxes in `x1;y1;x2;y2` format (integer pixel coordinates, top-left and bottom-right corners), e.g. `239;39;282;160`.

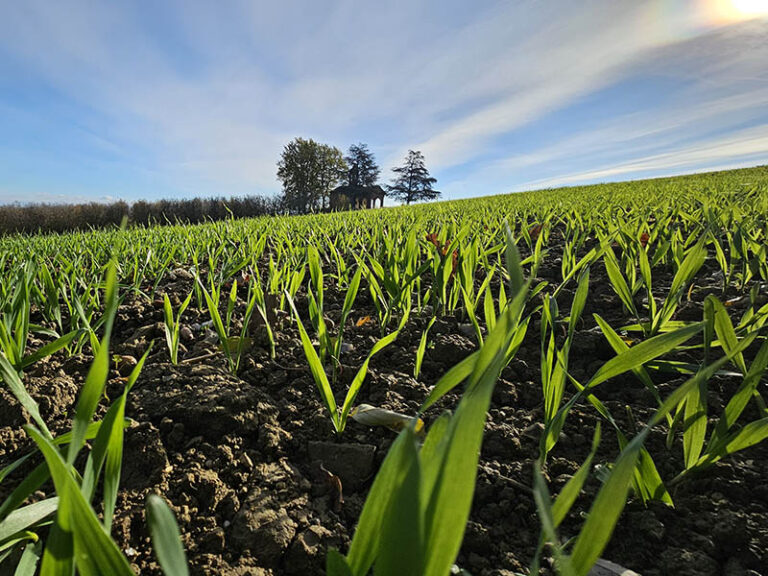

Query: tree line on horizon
0;194;281;236
0;139;440;235
276;138;440;213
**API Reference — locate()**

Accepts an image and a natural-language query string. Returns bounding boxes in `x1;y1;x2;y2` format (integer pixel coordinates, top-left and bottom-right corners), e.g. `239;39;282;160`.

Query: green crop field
1;165;768;575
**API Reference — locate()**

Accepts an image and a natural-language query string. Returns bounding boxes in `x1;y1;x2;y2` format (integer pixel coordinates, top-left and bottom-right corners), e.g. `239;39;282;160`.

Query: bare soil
1;250;767;576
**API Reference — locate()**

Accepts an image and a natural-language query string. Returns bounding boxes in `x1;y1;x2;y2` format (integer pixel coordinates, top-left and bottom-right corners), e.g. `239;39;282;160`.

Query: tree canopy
387;150;440;205
344;143;380;188
276;140;440;213
276;138;347;213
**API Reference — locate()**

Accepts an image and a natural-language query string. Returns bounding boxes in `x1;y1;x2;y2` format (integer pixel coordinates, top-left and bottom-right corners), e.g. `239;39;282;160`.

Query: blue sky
1;0;767;205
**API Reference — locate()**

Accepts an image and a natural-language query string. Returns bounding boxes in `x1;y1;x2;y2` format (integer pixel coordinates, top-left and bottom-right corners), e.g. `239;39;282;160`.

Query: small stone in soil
307;441;376;492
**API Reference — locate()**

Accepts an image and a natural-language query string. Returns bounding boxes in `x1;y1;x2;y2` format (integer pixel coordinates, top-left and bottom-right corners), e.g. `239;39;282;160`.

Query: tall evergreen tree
276;138;347;213
344;143;380;187
387;150;440;205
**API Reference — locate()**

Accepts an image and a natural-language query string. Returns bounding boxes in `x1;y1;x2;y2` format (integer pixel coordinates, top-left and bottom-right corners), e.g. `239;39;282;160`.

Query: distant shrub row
0;195;281;235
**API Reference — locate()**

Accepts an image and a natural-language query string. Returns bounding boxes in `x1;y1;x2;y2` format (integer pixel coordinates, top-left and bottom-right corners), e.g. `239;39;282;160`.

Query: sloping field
1;166;768;575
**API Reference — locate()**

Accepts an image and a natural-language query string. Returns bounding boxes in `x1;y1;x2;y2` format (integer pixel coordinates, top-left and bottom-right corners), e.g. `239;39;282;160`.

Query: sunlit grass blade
147;494;189;576
66;261;119;466
570;430;646;575
699;417;768;468
552;423;600;527
20;330;80;370
532;464;577;576
568;268;590;336
414;316;436;380
339;329;401;432
420;352;478;412
286;292;338;431
343;431;412;575
603;249;637;316
587;322;704;388
682;367;707;469
709;338;768;447
13;539;42;575
422;306;515;576
102;349;150;530
504;222;524;297
375;426;423;576
0;498;58;544
197;279;234;372
708;295;748;374
26;426;134;576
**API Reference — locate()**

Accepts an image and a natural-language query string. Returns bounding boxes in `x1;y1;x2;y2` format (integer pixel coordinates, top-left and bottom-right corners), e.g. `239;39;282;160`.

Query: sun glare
704;0;768;24
731;0;768;15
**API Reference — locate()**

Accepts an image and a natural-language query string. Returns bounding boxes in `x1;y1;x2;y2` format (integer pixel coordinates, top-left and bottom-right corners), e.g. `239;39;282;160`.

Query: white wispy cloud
408;3;666;170
443;18;768;197
522;124;768;189
0;189;111;205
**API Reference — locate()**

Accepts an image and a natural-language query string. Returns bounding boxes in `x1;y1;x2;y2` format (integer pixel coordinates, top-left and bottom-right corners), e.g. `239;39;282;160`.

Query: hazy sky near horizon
1;0;767;205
